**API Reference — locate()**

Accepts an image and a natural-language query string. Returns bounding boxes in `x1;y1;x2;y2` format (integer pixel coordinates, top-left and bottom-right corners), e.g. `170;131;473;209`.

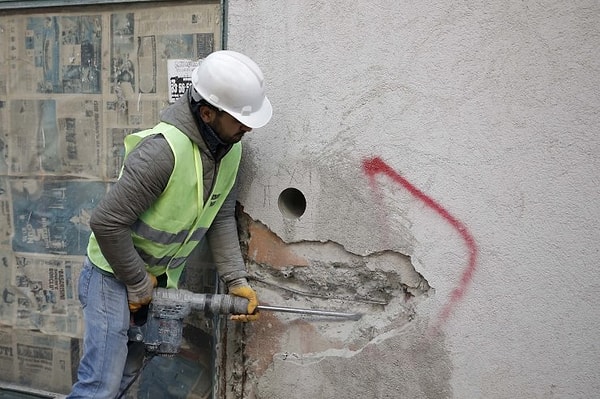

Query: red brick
247;222;308;269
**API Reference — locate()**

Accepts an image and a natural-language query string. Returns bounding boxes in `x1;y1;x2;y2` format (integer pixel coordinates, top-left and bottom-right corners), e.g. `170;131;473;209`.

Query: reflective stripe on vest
87;122;241;288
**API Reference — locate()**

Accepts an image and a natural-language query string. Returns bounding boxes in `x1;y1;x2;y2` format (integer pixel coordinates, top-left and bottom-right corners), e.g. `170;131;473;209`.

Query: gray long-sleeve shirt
88;92;248;287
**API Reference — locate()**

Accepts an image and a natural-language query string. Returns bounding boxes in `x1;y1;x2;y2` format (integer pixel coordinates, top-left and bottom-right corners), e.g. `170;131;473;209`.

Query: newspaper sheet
0;3;221;392
0;0;220;346
0;326;77;393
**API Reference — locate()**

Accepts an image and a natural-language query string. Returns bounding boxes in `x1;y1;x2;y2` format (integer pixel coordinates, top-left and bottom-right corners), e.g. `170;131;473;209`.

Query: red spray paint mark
362;157;478;329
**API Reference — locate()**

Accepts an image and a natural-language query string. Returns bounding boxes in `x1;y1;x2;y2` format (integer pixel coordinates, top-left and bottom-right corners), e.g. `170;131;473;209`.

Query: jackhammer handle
202;293;250;315
152;288;249;315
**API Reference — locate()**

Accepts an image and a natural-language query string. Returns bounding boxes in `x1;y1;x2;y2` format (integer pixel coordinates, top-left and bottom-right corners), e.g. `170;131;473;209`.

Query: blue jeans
67;258;145;398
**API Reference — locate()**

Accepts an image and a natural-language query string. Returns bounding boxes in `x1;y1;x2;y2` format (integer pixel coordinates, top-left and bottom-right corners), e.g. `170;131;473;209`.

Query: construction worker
67;50;272;398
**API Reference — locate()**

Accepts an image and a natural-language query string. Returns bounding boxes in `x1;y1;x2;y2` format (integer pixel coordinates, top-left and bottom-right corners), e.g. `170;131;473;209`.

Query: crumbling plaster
226;1;600;398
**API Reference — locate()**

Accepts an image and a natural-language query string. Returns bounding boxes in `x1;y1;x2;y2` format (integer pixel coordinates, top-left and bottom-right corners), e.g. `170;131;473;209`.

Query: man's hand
229;284;259;322
127;272;158;312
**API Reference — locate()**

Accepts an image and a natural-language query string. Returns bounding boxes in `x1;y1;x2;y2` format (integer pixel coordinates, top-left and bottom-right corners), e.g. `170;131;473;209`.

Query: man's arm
89;135;173;285
205;178;249;286
205;179;259;322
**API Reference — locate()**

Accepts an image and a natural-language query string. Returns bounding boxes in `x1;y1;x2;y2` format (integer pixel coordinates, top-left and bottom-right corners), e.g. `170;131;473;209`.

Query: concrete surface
225;1;600;398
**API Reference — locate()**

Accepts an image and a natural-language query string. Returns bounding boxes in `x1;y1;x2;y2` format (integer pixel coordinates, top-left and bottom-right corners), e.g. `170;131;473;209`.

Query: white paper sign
167;59;199;103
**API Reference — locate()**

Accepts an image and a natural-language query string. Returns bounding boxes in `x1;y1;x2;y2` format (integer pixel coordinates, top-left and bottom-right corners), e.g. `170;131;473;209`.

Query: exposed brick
247;221;308;269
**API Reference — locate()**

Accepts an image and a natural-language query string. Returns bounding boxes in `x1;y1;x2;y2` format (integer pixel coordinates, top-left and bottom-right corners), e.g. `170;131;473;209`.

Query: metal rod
257;305;362;321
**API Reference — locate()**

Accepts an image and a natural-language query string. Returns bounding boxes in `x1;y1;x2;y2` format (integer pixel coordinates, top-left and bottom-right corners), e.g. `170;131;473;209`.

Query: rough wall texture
226;1;600;398
222;210;445;399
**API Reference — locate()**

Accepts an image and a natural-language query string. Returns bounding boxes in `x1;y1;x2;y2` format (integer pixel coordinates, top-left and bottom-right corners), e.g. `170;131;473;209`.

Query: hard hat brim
230;95;273;129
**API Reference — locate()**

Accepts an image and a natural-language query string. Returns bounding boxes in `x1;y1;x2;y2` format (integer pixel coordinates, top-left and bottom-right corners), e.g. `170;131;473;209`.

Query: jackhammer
119;288;361;398
128;287;361;356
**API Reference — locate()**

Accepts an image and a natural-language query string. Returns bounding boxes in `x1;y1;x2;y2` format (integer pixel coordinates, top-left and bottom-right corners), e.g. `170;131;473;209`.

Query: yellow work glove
228;285;259;322
127;272;158;312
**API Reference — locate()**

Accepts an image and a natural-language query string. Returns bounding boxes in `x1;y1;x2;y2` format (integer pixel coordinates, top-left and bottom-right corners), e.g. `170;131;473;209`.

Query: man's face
203;107;252;144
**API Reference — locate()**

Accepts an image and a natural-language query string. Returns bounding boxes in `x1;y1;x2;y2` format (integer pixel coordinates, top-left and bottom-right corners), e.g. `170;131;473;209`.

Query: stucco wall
226;1;600;398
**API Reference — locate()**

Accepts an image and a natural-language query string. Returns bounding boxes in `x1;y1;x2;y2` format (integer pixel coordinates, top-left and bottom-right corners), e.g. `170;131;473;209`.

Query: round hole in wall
278;187;307;219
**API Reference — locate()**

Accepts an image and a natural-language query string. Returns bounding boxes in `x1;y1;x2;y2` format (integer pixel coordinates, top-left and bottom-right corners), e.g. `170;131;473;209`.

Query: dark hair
190;88;219;109
198;98;224;114
198;99;215;109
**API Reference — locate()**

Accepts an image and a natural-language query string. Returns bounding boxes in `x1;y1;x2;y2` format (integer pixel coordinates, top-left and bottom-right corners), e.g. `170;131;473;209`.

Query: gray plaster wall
225;1;600;398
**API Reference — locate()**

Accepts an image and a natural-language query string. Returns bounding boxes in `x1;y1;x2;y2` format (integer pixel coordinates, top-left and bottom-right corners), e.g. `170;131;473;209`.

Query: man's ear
199;105;215;123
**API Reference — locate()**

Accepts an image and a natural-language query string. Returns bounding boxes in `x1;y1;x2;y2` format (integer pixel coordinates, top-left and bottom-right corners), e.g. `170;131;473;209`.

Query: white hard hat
191;50;273;129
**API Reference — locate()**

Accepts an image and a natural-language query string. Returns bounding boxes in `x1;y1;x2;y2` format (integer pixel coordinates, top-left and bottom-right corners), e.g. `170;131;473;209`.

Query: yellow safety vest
87;122;241;288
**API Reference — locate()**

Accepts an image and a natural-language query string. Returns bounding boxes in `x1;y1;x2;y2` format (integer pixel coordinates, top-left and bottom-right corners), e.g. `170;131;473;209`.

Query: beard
208;119;245;144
